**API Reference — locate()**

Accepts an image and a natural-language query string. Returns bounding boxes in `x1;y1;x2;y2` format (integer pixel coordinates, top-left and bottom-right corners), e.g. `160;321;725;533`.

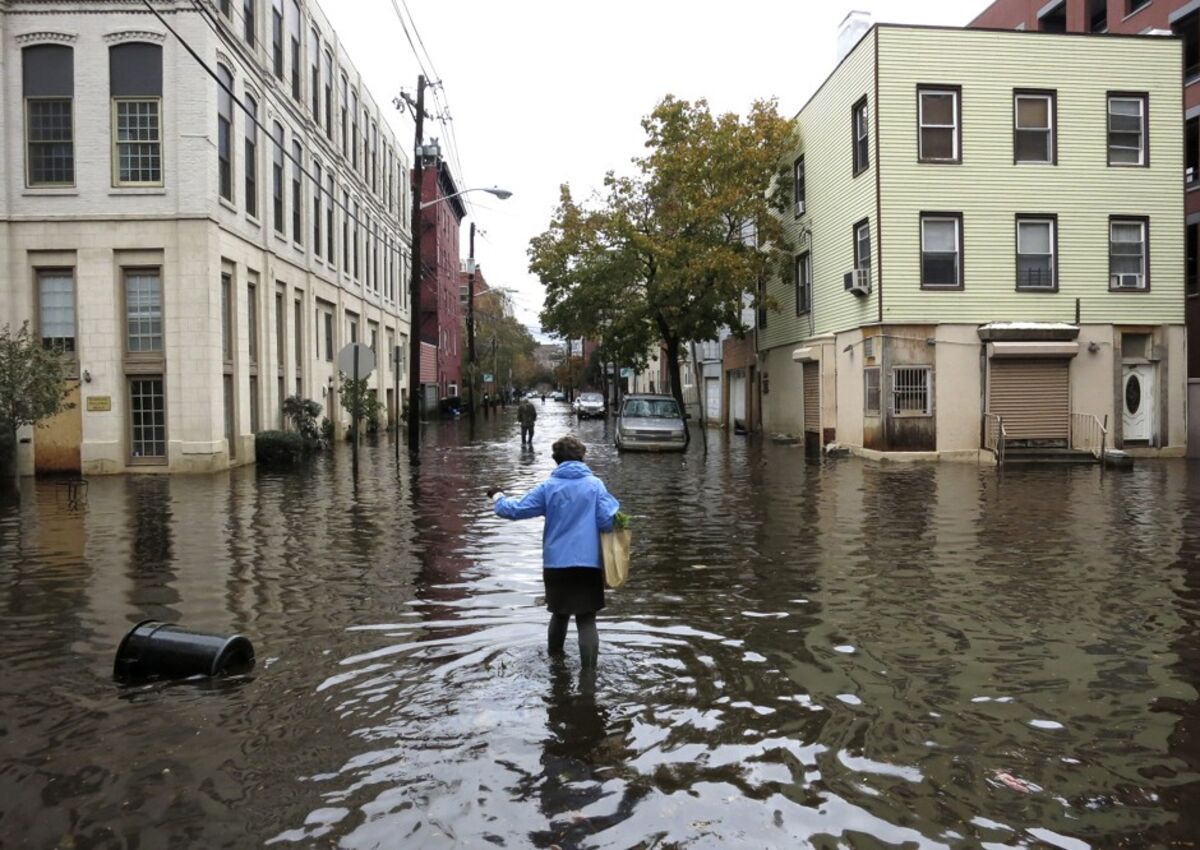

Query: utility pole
466;221;476;423
401;75;428;455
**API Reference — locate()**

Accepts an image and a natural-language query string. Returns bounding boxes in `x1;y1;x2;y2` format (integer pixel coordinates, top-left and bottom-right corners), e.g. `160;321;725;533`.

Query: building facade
759;24;1185;460
971;0;1200;455
1;0;411;474
416;146;464;409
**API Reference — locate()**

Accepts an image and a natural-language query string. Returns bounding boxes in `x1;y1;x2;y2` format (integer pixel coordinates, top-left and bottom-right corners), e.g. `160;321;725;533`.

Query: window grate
892;367;931;416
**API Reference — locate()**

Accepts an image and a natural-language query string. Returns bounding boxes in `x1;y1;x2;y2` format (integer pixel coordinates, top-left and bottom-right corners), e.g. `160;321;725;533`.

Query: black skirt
543;567;605;615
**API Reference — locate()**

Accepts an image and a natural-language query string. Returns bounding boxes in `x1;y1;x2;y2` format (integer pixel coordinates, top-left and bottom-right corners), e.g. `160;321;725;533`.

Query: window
38;270;75;353
342;189;350;269
271;0;283;79
220;0;230;14
793;155;806;216
243;0;256;45
1189;117;1199;185
348;315;358;344
244;93;258;217
864;367;880;415
291;140;303;244
1110;218;1148;290
1038;0;1066;32
326;176;336;264
1014;91;1054;164
313;160;323;254
918;86;959;163
1108;93;1147;166
353;201;360;279
795;252;811;315
294;298;303;368
324;311;333;361
221;273;233;362
272;122;284;233
350;89;359;169
920;213;962;289
854;219;872;280
1127;0;1151;14
852;96;869;175
310;29;320;119
23;45;74;187
289;0;301;102
363;109;371;181
371;122;379;191
110;43;163;186
125;270;162;353
247;283;258;365
1188;223;1198;297
249;375;260;434
340;74;348;152
1177;10;1200;81
217;64;234;203
892;367;931;416
1086;0;1107;32
1016;216;1056;290
129;377;166;459
323;51;333;139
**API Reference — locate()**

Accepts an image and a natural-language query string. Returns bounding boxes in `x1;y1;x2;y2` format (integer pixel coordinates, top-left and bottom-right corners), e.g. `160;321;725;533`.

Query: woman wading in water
488;436;619;667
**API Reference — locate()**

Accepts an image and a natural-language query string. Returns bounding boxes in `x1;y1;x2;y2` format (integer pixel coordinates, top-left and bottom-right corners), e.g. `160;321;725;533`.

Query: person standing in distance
518;396;538;446
487;436;619;667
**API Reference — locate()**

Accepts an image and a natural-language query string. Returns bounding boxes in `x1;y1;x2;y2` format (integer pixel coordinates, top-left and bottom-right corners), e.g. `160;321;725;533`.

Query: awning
792;347;819;362
988;341;1079;359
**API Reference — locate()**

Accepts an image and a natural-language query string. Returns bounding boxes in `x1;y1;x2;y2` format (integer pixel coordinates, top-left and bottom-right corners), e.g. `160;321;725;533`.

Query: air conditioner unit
1111;273;1143;290
794;200;806;216
844;269;871;297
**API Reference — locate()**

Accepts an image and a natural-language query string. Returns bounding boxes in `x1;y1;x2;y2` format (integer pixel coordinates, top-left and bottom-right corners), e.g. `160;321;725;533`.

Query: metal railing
1070;413;1108;460
983;413;1006;466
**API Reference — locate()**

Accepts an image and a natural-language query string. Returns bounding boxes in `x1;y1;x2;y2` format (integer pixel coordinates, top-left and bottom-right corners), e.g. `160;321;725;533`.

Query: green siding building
760;24;1185;460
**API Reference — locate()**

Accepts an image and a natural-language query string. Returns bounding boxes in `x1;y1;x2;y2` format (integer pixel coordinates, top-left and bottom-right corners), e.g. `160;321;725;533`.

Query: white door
1122;364;1155;442
729;371;746;429
705;377;721;420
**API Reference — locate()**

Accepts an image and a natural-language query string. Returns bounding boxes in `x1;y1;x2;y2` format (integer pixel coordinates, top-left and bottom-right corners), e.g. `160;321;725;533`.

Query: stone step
1004;448;1099;465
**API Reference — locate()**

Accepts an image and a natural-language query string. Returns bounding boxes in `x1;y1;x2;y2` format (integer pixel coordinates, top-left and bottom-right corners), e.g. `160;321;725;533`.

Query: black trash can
114;620;255;682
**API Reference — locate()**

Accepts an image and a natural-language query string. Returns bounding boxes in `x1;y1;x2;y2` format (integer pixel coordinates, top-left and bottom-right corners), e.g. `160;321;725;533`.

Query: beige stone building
1;0;411;474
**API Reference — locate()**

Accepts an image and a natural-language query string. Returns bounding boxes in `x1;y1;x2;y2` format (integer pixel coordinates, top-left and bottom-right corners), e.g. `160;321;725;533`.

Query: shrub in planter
255;430;305;467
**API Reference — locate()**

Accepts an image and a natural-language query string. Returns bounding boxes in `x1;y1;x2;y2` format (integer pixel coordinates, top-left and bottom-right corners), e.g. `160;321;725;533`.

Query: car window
623;399;680;418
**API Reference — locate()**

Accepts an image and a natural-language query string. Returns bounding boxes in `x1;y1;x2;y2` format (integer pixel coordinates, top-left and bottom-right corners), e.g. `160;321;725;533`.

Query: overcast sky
323;1;989;339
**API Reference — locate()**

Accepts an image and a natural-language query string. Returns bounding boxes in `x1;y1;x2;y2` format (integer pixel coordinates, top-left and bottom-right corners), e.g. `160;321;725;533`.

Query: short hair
551;435;586;464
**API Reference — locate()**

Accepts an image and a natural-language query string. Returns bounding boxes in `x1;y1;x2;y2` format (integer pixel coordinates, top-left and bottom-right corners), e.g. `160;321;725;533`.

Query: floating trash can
114;620;255;681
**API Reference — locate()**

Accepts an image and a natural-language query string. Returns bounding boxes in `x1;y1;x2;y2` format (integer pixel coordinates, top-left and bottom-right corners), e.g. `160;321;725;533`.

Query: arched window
217;63;234;202
244;93;258;217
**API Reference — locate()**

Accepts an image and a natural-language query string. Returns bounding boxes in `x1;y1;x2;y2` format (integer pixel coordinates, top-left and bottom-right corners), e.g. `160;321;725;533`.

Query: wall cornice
15;30;77;44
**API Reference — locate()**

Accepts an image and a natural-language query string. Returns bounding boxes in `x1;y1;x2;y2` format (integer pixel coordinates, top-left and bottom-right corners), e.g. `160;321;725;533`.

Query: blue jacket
493;461;620;569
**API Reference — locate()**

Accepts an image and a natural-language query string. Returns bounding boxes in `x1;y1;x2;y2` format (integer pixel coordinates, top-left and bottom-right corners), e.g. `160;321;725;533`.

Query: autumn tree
0;321;74;481
529;95;795;412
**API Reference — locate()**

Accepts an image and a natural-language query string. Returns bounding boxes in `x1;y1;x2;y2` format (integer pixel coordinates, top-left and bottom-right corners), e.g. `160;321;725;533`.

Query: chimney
837;10;873;64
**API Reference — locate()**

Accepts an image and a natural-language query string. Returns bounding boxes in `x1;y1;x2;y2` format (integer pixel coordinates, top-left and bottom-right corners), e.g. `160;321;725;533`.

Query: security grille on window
1108;94;1146;166
291;140;303;244
272;122;284;233
795;252;811;315
38;270;75;353
1014;92;1053;163
1017;218;1055;289
244;93;258;217
918;87;958;162
853;97;869;174
892;367;931;416
129;377;166;458
125;270;163;353
1110;219;1147;290
920;215;960;288
110;43;163;186
217;64;234;202
24;45;74;187
864;367;880;415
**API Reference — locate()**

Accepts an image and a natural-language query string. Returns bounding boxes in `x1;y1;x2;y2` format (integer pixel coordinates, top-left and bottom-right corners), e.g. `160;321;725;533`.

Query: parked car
552;391;566;402
574;392;606;420
615;394;687;452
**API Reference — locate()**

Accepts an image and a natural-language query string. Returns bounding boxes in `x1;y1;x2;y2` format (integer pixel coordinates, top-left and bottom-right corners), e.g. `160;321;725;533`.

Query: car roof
623;394;676;400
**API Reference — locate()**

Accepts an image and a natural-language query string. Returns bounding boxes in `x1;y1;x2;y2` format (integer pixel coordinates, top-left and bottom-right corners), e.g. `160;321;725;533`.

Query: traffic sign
483;372;494;383
337;343;376;378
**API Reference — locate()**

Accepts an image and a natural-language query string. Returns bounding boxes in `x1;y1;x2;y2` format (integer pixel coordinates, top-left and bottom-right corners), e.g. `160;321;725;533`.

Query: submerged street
2;402;1199;848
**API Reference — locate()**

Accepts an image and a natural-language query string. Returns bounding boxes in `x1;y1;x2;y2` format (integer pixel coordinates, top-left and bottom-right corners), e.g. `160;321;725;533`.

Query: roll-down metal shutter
803;362;820;432
988;359;1069;441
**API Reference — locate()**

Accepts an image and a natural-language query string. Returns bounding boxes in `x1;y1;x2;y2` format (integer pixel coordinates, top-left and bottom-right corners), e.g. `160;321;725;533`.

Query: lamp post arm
419;187;512;210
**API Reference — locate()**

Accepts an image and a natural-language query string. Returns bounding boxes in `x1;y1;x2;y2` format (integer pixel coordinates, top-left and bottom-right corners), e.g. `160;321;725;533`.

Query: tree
0;322;74;480
338;375;383;439
529;96;795;412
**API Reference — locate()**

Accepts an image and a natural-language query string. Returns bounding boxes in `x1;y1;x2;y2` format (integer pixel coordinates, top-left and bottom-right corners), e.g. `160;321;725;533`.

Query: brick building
416;144;465;408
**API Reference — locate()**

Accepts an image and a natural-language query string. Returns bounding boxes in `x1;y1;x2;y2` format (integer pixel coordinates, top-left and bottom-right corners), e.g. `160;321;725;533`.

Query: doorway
1122;364;1155;443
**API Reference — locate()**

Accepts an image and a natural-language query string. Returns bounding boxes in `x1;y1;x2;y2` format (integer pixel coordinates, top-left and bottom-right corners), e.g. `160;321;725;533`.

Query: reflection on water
1;404;1199;848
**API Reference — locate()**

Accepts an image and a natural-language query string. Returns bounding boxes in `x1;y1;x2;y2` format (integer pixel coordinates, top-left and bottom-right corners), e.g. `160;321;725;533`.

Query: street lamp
420;186;513;210
407;170;513;453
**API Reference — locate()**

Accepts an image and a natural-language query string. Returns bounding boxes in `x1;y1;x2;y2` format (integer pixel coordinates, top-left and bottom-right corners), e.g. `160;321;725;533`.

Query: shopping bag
601;528;631;589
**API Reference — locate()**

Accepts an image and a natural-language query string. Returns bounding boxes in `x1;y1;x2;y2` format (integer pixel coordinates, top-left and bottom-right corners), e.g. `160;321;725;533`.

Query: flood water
2;402;1199;849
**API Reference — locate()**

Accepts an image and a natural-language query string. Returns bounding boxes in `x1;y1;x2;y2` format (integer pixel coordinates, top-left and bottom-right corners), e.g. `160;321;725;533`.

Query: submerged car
574;392;606;420
615;394;687;452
